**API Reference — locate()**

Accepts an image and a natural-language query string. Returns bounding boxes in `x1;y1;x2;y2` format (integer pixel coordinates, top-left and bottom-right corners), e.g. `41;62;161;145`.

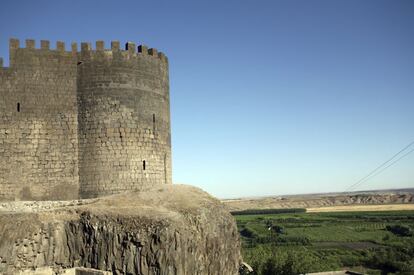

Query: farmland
235;210;414;274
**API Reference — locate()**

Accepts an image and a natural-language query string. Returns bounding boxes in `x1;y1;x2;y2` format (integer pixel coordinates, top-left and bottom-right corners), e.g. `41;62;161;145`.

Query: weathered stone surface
0;38;172;201
0;185;241;275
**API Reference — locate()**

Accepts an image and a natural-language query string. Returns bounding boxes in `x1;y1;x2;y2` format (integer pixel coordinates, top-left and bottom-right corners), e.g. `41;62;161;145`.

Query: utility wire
346;140;414;191
351;147;414;190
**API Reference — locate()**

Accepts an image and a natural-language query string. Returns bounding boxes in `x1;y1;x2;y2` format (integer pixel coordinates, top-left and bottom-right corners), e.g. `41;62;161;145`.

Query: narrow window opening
17;103;20;112
143;160;146;170
152;114;156;133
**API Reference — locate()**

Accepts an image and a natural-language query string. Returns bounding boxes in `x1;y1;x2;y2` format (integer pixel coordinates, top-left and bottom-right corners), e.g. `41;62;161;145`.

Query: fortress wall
77;41;171;198
0;39;172;200
0;39;79;200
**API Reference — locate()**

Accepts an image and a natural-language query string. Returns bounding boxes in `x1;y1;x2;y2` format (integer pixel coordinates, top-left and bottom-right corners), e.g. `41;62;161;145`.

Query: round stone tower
77;41;171;198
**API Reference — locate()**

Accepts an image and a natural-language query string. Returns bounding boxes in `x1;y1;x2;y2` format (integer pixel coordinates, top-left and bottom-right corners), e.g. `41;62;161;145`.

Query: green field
235;210;414;274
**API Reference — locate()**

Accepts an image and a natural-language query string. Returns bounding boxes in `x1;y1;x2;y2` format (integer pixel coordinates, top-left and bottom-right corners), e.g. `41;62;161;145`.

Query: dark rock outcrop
0;185;241;274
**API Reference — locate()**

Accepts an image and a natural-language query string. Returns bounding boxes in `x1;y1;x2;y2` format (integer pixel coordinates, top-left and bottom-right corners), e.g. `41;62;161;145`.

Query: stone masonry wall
0;39;172;201
77;41;171;198
0;39;79;200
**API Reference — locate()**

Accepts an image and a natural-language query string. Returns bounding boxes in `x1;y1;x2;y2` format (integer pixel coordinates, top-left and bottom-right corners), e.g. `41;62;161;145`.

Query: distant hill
222;188;414;211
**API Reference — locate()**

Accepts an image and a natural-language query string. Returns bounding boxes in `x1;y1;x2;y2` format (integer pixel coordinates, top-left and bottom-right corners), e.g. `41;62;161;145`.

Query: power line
346;140;414;191
353;147;414;189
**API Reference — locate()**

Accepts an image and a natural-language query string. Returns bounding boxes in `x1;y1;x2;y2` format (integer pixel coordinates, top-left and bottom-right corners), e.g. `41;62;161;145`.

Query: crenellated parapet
3;38;168;69
8;38;77;68
9;38;72;53
77;40;168;64
9;39;64;50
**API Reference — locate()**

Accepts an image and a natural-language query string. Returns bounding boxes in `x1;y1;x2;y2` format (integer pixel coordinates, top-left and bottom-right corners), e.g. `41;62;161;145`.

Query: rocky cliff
0;185;241;274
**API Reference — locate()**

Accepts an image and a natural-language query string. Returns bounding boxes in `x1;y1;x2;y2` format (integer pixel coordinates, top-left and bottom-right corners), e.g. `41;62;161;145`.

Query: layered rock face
0;185;241;275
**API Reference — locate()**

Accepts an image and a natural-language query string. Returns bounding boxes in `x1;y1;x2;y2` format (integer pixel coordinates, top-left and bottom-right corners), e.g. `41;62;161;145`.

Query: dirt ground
307;203;414;212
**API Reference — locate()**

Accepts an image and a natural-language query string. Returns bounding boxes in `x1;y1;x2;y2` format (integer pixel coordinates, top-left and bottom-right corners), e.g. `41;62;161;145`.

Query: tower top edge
8;38;168;63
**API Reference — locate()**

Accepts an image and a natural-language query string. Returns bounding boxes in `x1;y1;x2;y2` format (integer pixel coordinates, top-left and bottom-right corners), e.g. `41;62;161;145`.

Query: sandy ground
307;204;414;212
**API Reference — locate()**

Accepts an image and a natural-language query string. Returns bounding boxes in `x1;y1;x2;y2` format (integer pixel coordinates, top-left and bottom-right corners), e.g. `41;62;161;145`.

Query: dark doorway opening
143;160;146;170
17;103;20;112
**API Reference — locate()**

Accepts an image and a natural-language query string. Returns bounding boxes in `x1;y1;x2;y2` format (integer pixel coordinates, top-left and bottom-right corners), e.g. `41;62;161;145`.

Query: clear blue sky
1;0;413;198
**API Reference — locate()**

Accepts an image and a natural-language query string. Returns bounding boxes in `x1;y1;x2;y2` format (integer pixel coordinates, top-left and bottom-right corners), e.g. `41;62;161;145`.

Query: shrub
240;227;256;238
386;224;413;237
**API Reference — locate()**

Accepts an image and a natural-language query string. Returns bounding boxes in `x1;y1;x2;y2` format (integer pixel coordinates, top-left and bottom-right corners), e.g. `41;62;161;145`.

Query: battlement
78;40;168;64
6;38;168;66
0;37;172;201
9;38;72;53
